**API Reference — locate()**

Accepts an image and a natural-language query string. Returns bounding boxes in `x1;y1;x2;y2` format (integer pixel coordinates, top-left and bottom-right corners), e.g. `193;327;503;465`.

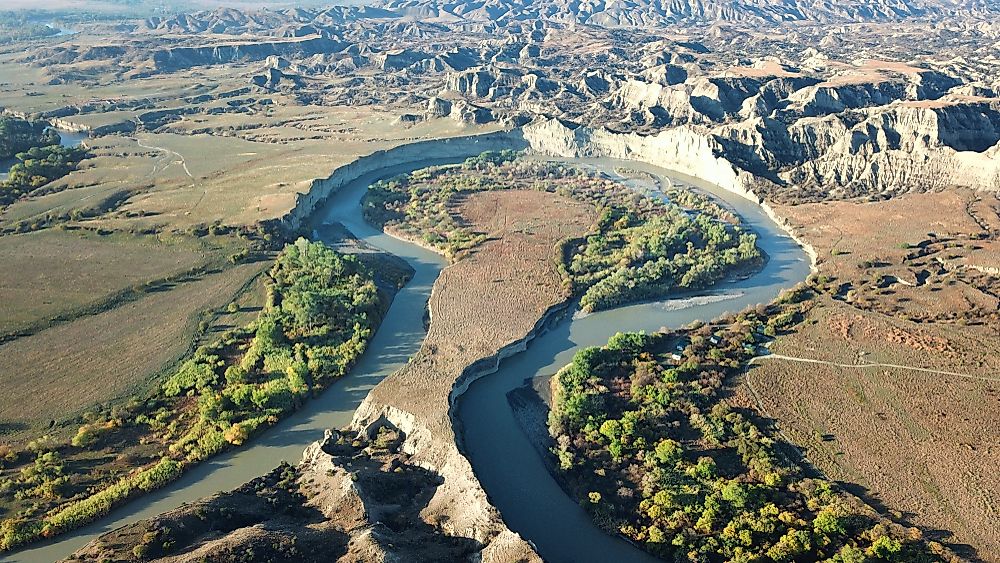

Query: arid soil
733;191;1000;560
70;428;486;563
776;190;1000;324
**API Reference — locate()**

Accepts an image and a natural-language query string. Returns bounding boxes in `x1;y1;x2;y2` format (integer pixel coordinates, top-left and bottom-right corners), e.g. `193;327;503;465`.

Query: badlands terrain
0;0;998;561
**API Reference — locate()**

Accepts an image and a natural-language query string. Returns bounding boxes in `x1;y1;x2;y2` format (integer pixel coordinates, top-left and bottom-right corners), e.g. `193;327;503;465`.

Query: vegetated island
0;116;86;209
0;236;406;551
364;151;764;312
546;285;961;562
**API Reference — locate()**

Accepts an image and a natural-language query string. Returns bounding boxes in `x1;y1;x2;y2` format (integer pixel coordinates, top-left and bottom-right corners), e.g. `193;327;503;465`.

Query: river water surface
9;156;809;562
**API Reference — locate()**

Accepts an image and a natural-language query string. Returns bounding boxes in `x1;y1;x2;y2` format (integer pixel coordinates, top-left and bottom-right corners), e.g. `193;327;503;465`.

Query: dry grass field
0;261;265;440
777;189;1000;324
370;189;596;426
0;113;481;232
0;229;209;336
735;191;1000;559
0;55;491;232
736;298;1000;559
358;189;594;535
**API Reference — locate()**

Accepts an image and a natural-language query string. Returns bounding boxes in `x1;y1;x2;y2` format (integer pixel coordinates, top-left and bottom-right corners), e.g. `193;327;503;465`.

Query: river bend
9;155;809;562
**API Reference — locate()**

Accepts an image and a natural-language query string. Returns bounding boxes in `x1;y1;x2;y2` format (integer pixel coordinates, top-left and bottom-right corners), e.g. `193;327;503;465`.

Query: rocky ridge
39;1;1000;561
24;2;1000;202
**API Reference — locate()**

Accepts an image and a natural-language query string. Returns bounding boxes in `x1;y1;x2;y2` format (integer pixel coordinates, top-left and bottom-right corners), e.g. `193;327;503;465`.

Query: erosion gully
9;156;809;562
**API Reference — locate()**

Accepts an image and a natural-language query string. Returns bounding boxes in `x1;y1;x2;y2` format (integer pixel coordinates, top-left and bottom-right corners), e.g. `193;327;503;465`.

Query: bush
223;423;249;446
70;422;114;449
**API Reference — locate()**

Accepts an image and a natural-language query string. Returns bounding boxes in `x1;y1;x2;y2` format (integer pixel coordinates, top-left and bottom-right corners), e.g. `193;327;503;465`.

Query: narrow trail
751;353;1000;383
135;136;205;213
135;137;194;179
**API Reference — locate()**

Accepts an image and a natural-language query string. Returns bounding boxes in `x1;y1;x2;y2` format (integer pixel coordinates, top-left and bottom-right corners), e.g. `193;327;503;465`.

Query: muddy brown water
8;156;809;562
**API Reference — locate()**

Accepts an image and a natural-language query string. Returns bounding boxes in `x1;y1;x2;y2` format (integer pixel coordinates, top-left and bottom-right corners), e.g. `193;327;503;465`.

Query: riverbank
4;152;460;563
347;188;595;559
0;125;86;181
457;157;811;562
28;137;810;562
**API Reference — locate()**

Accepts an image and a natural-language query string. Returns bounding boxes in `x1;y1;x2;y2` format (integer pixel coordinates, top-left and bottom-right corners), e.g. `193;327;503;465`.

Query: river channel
9;155;809;562
457;158;812;562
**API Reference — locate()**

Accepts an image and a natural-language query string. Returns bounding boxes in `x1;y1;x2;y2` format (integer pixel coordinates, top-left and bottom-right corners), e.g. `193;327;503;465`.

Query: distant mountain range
375;0;1000;25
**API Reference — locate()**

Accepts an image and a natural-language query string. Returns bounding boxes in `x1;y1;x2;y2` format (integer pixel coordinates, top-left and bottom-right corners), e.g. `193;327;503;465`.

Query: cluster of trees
1;145;86;202
0;117;85;206
662;185;740;225
548;296;953;562
158;237;379;462
364;169;487;259
363;152;764;311
0;117;58;158
0;239;381;552
571;208;762;312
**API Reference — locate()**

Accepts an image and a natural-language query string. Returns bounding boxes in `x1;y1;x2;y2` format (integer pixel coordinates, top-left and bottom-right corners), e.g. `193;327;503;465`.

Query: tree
653;439;682;467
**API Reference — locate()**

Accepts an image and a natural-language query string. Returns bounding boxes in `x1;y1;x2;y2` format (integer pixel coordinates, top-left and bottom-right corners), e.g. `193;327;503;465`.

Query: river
457;158;812;562
8;155;809;562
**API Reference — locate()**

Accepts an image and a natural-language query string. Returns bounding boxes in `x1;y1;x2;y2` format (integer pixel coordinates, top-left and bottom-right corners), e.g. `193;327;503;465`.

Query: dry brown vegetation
0;229;209;336
355;188;594;543
369;189;595;432
777;189;1000;324
735;189;1000;560
0;262;265;439
0;57;490;232
737;298;1000;559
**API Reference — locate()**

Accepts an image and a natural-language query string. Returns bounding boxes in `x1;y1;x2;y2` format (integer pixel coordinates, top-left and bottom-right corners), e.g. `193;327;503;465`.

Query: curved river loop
8;154;810;563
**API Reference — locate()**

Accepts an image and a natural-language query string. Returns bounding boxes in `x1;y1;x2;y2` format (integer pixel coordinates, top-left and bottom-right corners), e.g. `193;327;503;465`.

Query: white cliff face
522;118;758;198
522;103;1000;203
778;103;1000;196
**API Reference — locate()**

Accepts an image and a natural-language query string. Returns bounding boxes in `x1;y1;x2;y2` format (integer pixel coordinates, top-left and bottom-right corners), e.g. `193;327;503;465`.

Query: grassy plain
0;55;490;231
737;297;1000;558
0;261;266;439
732;190;1000;559
0;229;210;336
779;189;999;323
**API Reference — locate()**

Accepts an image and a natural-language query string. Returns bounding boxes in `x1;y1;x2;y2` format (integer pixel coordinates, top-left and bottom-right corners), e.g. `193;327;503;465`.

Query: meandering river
9;155;809;562
458;158;812;562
